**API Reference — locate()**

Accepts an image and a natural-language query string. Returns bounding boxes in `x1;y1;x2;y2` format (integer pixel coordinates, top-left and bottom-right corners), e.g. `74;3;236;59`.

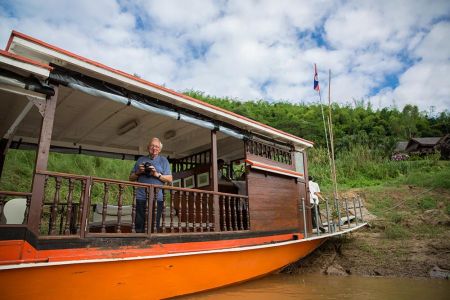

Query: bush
384;223;410;239
417;196;437;210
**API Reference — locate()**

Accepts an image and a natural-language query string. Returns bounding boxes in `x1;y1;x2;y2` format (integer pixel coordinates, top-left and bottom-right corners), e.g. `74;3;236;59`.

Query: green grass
0;149;134;193
384;223;410;239
308;145;450;191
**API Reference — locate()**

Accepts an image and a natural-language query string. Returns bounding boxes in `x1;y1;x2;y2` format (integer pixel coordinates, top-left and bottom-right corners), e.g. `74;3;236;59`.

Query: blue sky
1;0;449;112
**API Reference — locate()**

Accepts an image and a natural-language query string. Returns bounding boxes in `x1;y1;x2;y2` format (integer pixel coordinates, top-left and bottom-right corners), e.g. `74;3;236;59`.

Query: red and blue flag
314;64;320;91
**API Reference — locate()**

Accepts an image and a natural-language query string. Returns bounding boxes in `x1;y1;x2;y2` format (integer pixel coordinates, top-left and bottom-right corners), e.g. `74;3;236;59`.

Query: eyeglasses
150;144;161;149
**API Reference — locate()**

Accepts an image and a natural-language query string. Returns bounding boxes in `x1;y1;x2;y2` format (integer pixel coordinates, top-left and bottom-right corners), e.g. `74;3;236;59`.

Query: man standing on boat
309;176;325;233
129;137;172;232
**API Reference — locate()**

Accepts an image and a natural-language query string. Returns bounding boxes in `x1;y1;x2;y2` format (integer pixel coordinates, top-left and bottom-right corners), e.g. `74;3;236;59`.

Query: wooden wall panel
247;170;300;231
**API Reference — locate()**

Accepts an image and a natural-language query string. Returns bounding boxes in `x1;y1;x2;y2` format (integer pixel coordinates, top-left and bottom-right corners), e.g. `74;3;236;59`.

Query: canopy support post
28;84;59;236
0;139;7;179
211;130;220;232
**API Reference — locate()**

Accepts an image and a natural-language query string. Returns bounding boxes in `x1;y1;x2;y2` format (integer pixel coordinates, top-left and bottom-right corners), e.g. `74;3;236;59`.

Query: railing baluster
145;187;150;233
131;187;137;233
185;191;190;232
227;196;232;231
116;184;124;233
178;191;183;233
64;178;74;235
238;197;243;230
76;179;86;235
205;194;211;232
219;195;225;231
149;187;157;233
193;192;197;232
199;192;204;232
169;190;175;233
232;197;238;230
161;189;166;233
245;198;250;230
50;177;62;235
101;183;109;234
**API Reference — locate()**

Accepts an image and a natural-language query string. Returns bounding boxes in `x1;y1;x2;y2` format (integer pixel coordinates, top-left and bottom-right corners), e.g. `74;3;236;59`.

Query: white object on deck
3;198;27;224
322;215;355;226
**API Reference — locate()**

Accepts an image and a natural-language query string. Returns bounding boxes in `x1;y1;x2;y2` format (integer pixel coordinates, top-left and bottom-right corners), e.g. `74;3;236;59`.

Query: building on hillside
405;137;441;155
392;135;450;160
437;134;450;160
391;141;409;160
394;141;408;153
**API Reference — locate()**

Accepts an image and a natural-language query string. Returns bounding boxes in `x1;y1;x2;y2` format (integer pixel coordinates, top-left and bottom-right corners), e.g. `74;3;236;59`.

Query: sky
1;0;449;113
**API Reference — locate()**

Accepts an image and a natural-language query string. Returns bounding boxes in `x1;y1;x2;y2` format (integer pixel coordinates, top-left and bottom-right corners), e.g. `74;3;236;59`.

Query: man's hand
137;164;145;175
129;164;145;181
149;166;158;177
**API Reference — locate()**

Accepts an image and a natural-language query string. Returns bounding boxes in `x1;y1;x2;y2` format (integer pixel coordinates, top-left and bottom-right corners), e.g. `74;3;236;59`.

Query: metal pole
352;197;359;226
358;197;364;222
325;197;331;233
344;197;351;228
336;197;341;231
314;203;320;236
302;198;307;238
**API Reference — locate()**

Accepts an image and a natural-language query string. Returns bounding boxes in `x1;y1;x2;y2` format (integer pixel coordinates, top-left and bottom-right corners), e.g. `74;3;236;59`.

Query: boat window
294;151;305;178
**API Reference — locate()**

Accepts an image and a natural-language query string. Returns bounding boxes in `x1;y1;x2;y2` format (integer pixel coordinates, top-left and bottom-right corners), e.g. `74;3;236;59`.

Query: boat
0;31;366;299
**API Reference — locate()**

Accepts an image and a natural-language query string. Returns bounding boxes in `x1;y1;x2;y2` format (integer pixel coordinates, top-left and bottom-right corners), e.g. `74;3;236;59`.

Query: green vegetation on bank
184;90;450;155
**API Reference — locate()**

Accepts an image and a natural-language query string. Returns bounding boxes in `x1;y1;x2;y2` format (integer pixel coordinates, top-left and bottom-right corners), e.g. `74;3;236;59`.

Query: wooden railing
172;149;210;172
0;170;250;238
246;139;292;165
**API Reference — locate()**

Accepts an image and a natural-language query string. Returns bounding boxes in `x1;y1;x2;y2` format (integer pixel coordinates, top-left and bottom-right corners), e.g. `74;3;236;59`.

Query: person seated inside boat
231;171;247;196
217;159;228;182
129;137;173;232
308;175;325;233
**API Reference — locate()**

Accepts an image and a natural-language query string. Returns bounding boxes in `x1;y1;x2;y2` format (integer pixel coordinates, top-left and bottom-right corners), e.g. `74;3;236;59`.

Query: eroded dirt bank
283;231;450;279
283;186;450;279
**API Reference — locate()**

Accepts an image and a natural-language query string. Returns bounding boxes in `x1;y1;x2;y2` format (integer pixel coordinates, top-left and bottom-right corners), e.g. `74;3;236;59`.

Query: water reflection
179;273;450;300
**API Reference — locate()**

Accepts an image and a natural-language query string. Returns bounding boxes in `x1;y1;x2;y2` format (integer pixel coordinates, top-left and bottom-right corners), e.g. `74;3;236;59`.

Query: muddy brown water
179;273;450;300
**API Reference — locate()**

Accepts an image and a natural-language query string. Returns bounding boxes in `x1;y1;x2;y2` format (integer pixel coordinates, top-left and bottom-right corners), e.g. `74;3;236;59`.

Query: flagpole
327;69;340;229
314;64;332;178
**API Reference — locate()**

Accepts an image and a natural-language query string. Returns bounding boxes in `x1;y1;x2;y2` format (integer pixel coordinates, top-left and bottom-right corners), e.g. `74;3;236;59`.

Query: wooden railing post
79;177;92;238
28;85;59;236
211;130;220;232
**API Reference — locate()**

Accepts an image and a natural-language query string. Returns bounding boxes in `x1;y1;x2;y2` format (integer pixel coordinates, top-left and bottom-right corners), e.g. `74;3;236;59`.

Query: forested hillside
185;90;450;156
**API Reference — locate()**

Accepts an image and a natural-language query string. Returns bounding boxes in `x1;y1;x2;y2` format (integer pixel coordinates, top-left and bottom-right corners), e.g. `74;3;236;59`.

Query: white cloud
374;21;450;110
0;0;449;112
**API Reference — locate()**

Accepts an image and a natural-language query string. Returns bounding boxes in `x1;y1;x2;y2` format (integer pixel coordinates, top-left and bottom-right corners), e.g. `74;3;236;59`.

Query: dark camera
144;162;153;177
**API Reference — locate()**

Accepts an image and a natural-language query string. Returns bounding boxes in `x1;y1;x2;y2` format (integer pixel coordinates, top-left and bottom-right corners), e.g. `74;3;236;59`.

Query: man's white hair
149;137;163;149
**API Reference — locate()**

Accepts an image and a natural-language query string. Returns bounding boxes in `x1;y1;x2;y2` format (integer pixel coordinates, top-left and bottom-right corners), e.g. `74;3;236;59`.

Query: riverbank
283;185;450;279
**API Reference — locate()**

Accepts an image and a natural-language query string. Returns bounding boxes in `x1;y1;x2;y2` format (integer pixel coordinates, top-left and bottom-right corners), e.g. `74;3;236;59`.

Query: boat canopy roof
1;31;313;161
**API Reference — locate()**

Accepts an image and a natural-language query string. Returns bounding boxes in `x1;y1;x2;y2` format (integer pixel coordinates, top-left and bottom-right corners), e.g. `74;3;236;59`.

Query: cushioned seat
93;204;132;223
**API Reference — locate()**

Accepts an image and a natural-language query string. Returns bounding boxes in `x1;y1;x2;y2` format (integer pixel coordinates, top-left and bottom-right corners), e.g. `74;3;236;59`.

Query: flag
314;64;320;91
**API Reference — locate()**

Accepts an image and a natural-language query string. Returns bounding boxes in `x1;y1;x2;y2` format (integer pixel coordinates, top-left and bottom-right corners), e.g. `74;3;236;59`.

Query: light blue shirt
131;155;171;201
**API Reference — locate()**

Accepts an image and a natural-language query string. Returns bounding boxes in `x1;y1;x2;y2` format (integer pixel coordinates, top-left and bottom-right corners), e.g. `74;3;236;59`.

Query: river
179;273;450;300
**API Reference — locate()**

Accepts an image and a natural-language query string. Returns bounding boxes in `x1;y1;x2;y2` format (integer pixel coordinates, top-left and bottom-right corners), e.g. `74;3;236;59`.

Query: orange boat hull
0;237;325;299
